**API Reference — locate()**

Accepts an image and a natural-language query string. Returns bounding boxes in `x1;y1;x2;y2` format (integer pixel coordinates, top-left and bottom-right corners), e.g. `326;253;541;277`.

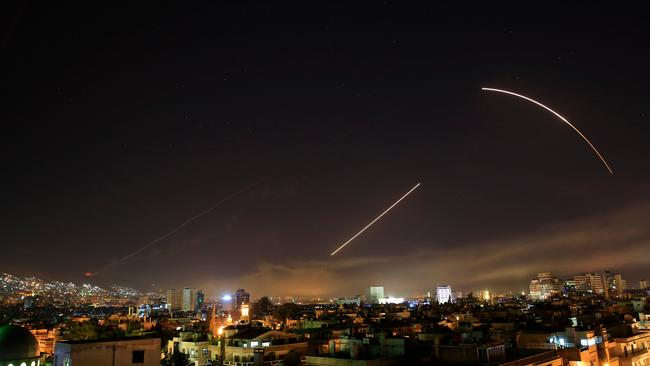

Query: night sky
2;2;649;298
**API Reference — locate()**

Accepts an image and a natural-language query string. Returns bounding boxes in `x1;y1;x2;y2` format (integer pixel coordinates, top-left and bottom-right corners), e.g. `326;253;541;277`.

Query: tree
148;322;177;351
252;296;272;317
161;351;193;366
283;350;301;366
273;303;299;329
64;319;125;340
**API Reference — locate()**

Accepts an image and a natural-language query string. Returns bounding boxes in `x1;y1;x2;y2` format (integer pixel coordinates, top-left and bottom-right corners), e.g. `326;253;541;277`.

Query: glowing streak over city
95;176;276;274
93;130;355;275
481;87;613;174
330;182;421;256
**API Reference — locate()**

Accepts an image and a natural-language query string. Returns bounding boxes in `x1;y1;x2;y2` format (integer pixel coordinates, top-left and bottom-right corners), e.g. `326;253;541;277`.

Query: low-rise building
168;326;309;365
304;334;405;366
30;329;56;355
517;327;617;366
609;325;650;366
53;337;160;366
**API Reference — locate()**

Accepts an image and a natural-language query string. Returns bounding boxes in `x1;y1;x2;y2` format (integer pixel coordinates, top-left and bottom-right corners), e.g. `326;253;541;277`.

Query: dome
0;325;40;361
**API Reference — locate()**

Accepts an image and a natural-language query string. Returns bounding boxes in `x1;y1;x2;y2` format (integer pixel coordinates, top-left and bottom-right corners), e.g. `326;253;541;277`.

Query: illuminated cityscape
2;2;649;366
2;270;650;365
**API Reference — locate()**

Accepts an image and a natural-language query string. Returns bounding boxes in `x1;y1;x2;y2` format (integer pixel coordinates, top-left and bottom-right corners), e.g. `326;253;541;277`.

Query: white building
529;272;562;300
182;287;195;311
365;286;384;304
378;296;405;304
437;285;453;304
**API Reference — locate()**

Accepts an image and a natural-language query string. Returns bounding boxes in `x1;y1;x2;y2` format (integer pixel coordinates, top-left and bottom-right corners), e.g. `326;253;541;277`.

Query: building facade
53;337;160;366
182;287;195;312
235;288;250;313
529;272;562;300
437;285;453;304
573;273;606;295
365;287;384;304
166;288;182;311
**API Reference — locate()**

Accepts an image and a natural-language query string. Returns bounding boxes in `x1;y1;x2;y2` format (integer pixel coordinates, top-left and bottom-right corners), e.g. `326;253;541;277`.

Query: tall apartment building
365;286;385;304
437;285;453;304
235;288;250;313
182;288;195;311
529;272;562;300
574;273;606;295
602;271;627;297
166;288;182;311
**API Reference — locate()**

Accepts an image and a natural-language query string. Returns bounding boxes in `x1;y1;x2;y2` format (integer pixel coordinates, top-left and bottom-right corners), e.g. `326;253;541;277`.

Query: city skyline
2;264;646;301
2;3;649;297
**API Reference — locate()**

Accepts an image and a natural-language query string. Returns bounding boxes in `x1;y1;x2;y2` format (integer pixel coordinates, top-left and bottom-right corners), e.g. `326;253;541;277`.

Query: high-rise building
574;273;606;295
365;286;384;304
602;271;627;297
482;290;491;303
574;273;594;292
235;288;250;312
196;290;205;311
564;279;577;292
437;285;453;304
616;274;627;295
240;303;250;320
529;272;562;300
641;280;648;289
182;288;195;311
603;271;627;297
166;288;182;311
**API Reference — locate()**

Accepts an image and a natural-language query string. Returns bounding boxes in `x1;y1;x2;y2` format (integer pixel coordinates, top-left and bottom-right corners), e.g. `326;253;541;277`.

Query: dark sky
2;2;649;297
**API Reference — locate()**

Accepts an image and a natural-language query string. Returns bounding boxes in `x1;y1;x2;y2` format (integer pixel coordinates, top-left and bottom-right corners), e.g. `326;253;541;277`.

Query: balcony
616;347;649;366
518;342;576;350
222;356;307;366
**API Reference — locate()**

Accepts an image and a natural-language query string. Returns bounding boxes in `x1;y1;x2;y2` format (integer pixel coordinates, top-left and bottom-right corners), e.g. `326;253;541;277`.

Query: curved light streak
482;87;613;174
330;182;421;256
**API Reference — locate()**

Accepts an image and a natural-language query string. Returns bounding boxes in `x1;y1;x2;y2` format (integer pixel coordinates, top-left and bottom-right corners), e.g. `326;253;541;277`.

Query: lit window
8;363;14;366
250;341;259;347
31;363;36;366
20;363;27;366
262;342;271;347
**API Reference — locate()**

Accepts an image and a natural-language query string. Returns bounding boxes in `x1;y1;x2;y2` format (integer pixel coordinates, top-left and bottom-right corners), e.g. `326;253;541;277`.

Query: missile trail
96;178;271;274
94;129;358;275
481;87;613;174
330;182;421;256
